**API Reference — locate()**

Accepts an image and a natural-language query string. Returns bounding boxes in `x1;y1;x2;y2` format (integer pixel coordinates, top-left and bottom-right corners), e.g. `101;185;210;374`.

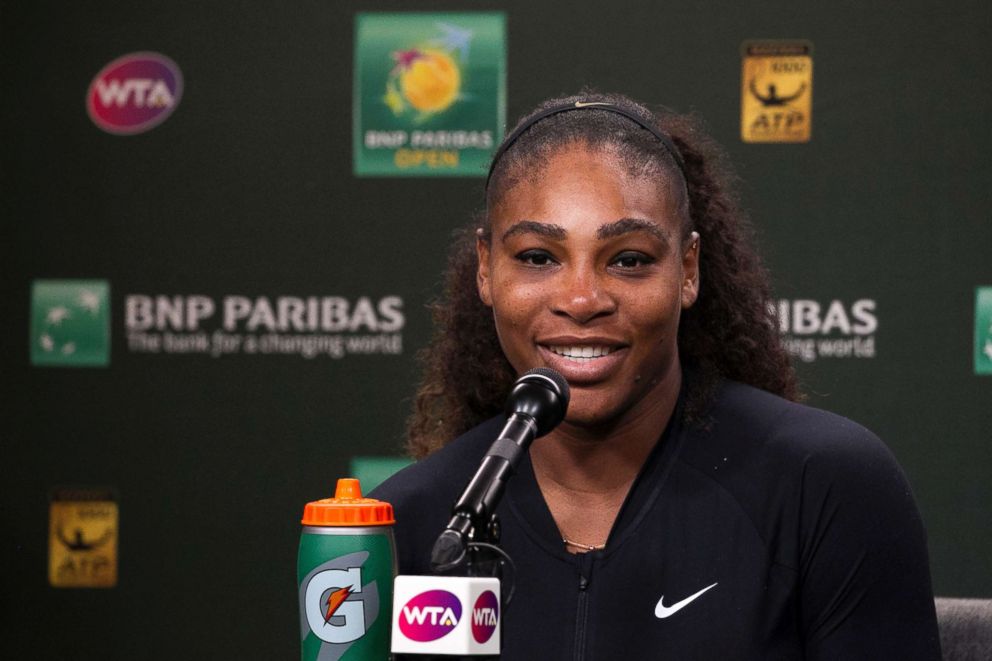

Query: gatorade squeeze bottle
298;478;396;660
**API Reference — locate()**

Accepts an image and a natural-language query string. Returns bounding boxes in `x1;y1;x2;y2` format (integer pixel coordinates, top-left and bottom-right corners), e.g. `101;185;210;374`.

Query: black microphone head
505;367;570;436
525;367;570;403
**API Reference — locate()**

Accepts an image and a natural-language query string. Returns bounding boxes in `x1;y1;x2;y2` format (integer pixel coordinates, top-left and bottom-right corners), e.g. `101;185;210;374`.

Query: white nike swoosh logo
654;582;718;619
573;101;611;108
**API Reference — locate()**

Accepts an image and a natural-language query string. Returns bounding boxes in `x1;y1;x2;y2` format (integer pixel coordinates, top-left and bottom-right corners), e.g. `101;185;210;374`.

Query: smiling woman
478;142;696;433
372;92;940;660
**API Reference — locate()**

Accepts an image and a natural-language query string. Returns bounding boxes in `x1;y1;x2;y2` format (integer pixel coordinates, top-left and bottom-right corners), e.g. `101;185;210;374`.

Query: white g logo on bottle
304;567;366;643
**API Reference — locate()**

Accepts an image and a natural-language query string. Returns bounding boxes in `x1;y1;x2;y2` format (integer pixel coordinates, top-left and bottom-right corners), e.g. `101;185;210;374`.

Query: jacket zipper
574;573;590;661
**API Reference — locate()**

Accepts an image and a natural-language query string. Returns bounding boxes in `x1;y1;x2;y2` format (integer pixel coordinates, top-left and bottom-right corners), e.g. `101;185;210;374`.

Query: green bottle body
298;525;397;660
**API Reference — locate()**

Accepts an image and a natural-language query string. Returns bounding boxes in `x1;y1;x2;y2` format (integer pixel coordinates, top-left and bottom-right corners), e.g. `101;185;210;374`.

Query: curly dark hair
406;91;800;459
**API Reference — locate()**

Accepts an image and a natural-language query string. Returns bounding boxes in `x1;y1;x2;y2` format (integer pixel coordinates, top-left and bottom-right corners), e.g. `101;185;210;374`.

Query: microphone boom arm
430;369;569;573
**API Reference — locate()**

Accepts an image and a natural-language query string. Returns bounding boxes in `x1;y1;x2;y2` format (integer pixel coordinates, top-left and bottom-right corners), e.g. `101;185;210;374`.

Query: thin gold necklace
562;536;605;551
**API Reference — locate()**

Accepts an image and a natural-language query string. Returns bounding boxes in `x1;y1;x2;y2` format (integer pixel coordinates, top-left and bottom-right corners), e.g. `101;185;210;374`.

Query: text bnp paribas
124;295;404;359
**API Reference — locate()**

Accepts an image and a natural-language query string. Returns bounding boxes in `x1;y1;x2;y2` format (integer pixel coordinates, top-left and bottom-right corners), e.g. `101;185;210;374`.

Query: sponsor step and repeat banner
5;3;990;659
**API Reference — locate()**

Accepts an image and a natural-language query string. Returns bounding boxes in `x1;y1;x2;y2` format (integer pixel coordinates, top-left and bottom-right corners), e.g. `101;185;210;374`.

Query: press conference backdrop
2;0;989;657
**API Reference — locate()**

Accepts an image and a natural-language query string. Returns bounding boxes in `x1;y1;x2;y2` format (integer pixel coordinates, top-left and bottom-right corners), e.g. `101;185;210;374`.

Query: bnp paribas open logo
976;287;992;375
354;12;506;177
30;280;110;367
383;24;469;120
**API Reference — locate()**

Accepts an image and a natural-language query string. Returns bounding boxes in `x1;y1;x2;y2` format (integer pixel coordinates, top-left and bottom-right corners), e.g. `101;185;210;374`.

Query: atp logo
304;567;368;644
471;590;498;643
30;280;110;367
398;590;462;642
86;52;183;135
741;41;812;143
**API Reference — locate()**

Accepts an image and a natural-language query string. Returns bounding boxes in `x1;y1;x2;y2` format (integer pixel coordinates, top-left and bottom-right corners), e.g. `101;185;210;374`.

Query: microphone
391;369;569;657
430;367;570;571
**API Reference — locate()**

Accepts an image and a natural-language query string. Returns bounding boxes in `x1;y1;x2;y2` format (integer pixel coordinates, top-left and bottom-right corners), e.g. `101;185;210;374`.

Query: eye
516;249;557;267
610;251;655;270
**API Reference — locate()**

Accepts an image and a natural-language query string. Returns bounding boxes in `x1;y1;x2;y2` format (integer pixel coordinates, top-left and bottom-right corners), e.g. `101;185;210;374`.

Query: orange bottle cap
301;478;395;527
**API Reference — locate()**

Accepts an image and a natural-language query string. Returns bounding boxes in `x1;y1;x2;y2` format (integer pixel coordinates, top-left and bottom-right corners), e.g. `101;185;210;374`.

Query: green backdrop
3;1;989;658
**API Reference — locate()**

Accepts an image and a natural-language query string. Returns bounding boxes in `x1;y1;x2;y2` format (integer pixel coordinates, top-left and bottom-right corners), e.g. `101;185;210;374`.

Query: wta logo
86;52;183;135
471;590;498;643
399;590;462;642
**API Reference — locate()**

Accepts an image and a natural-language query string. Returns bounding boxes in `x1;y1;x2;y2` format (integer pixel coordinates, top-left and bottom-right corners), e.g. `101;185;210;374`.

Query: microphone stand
422;369;569;659
430;414;534;575
428;481;510;661
428;427;526;660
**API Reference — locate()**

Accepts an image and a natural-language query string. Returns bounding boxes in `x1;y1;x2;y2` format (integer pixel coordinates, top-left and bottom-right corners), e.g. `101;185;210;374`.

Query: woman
373;92;940;659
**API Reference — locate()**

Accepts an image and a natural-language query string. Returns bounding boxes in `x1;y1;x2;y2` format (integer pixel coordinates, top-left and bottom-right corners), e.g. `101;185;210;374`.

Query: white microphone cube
391;575;501;656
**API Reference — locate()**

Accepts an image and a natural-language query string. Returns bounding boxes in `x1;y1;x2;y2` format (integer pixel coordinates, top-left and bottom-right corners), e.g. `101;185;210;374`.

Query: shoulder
690;379;898;476
678;380;923;562
693;384;940;656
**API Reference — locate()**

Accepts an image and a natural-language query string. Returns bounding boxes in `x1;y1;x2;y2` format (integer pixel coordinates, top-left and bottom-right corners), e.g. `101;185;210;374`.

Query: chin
560;397;628;431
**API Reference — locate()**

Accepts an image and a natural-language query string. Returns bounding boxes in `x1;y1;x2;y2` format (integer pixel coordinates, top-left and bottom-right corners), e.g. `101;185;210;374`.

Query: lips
537;338;627;383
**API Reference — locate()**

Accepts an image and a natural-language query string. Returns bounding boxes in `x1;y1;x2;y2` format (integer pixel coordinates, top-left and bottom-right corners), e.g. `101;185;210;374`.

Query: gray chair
935;598;992;661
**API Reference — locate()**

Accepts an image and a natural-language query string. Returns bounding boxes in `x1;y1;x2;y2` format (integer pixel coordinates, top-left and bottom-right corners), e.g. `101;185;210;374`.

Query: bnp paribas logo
30;280;110;367
976;287;992;375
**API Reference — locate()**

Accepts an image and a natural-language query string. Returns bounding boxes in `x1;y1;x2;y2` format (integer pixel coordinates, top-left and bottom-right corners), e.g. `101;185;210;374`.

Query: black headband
485;100;686;190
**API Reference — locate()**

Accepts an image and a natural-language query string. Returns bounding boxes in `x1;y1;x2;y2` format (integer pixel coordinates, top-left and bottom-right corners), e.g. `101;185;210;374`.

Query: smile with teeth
547;345;613;362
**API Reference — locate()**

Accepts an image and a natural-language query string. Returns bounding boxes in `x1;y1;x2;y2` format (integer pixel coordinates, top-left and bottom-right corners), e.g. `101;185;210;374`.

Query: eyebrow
500;218;670;244
501;221;567;242
597;218;669;243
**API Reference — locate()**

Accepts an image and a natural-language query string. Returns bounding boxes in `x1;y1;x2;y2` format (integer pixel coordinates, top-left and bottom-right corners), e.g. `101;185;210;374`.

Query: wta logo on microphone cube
391;575;500;655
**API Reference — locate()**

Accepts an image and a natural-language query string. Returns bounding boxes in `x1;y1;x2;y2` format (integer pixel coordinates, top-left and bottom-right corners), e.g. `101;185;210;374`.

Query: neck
531;369;681;495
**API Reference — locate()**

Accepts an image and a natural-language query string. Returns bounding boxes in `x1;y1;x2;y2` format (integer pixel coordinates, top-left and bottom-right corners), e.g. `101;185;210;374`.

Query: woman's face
478;143;699;430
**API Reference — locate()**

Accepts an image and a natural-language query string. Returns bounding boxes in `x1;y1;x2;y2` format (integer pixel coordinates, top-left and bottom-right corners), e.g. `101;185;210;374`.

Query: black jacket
373;381;940;660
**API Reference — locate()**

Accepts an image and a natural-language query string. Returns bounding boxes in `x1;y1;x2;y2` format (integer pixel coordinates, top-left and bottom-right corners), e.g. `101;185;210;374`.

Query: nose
551;264;617;324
